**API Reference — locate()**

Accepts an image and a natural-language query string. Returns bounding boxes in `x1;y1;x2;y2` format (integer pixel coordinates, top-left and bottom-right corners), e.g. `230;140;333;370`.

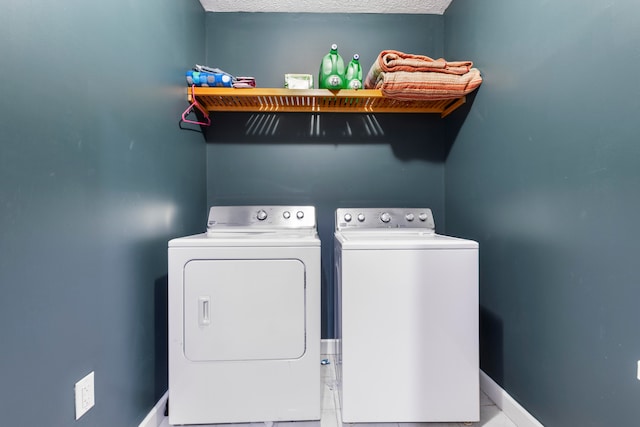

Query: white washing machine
334;208;479;423
168;206;321;425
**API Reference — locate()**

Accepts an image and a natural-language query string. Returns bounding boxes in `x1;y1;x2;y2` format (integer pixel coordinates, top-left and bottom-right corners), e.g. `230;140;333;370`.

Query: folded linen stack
364;50;482;101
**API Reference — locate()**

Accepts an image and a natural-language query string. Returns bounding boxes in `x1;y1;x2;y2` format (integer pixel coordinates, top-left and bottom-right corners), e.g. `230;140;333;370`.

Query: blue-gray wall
8;2;637;424
444;0;640;425
0;1;206;425
204;13;447;338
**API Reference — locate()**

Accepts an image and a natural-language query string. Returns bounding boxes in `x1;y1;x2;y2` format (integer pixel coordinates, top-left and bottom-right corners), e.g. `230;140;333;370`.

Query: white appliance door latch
198;296;211;326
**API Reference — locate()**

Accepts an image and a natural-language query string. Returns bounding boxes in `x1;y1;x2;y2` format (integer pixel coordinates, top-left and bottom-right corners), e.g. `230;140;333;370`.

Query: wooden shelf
188;87;465;118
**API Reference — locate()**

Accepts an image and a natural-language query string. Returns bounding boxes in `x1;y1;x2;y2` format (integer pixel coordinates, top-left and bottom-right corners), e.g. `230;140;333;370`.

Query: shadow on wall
200;112;446;162
211;113;389;140
480;305;504;385
155;275;169;401
443;89;477;159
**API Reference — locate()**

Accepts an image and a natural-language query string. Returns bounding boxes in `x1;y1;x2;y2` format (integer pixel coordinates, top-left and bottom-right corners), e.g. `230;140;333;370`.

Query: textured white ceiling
199;0;453;15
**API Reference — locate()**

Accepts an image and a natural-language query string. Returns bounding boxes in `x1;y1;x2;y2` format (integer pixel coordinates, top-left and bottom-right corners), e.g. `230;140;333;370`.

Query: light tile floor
158;355;517;427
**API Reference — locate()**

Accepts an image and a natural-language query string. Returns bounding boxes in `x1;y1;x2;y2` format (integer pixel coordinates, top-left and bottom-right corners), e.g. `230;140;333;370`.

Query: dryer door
183;259;306;361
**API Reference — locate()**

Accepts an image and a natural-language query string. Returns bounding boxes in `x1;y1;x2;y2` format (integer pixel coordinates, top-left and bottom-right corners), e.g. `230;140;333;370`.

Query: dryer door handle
198;296;211;326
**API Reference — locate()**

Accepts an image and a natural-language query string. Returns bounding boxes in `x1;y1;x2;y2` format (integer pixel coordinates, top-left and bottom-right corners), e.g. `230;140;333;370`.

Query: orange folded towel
376;50;473;75
364;50;482;101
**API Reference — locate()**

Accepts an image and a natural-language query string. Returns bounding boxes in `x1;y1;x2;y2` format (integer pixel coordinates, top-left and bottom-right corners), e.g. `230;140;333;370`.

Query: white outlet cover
74;371;95;420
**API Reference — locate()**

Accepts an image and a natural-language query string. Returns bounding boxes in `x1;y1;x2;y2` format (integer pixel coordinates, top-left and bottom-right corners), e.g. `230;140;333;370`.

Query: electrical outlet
74;371;95;420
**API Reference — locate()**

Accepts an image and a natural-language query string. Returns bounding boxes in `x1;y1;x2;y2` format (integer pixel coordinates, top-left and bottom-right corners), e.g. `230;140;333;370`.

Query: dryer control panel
336;208;435;231
208;205;317;230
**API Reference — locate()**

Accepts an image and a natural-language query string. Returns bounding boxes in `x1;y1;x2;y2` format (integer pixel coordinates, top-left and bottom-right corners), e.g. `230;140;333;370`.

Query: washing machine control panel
335;208;435;231
208;205;316;230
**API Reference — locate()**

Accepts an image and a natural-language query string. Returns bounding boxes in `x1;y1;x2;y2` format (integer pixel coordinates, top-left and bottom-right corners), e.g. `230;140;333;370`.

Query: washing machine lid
336;230;477;250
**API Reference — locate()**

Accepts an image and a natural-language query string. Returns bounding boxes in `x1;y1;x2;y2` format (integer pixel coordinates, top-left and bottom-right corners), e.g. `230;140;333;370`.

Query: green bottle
344;54;363;90
319;44;345;89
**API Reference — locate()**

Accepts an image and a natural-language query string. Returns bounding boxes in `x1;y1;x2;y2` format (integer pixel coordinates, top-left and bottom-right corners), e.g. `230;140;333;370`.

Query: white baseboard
138;391;168;427
480;370;544;427
321;338;338;355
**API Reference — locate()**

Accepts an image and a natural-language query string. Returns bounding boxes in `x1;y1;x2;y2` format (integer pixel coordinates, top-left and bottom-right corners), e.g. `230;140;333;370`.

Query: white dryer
168;206;321;425
334;208;479;423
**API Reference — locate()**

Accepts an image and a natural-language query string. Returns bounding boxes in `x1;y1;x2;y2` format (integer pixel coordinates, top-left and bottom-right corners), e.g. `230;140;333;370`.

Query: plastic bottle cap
331;43;338;50
353;54;359;60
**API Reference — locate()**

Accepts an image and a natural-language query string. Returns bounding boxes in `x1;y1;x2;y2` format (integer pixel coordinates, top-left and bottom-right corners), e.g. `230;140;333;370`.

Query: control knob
343;213;352;222
283;211;291;219
405;213;415;221
357;213;366;222
380;212;391;223
296;210;305;219
418;212;429;222
257;209;268;221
